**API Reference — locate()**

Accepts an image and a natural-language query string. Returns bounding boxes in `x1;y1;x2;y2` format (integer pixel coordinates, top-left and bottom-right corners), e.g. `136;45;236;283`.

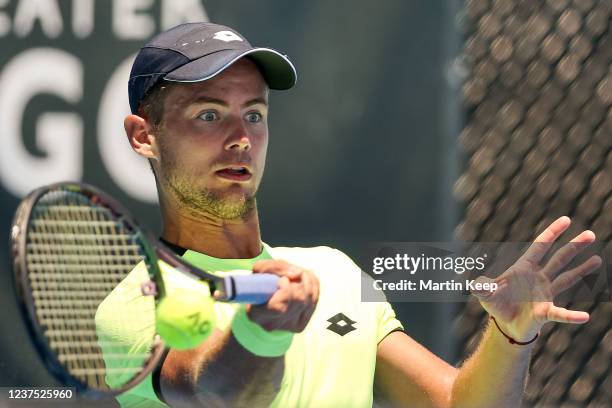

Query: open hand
472;216;602;342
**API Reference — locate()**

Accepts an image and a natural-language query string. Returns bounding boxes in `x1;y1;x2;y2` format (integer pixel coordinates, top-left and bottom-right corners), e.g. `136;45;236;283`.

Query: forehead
165;58;269;106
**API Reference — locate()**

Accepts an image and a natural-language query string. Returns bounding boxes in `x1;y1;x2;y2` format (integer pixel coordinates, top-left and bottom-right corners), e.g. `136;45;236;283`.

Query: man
117;22;600;407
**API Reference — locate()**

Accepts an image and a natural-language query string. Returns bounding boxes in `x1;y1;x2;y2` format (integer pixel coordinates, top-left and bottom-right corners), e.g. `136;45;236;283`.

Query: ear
124;114;159;160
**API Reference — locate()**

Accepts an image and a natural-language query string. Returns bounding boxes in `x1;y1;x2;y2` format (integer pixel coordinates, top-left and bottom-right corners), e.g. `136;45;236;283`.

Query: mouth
215;165;253;182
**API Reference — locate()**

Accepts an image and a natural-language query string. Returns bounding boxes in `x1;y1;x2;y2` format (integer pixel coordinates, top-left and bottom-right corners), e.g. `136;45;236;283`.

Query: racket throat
212;277;236;301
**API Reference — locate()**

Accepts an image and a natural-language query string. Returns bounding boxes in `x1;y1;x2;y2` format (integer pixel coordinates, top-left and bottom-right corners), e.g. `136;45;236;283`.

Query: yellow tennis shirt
96;245;403;407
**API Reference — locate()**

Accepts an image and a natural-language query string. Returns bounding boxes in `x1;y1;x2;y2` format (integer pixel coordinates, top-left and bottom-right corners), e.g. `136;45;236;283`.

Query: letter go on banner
0;0;209;202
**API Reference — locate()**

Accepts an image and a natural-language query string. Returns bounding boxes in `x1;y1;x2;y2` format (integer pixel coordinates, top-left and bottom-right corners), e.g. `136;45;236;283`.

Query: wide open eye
199;111;218;122
245;112;262;123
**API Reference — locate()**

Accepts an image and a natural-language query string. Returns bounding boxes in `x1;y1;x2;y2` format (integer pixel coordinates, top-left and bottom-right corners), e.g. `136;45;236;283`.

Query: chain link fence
454;0;610;406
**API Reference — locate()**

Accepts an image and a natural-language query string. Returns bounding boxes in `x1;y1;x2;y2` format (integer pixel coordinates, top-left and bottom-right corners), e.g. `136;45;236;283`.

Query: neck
159;196;263;259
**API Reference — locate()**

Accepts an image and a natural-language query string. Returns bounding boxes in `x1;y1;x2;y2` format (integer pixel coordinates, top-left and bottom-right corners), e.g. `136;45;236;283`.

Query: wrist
490;316;539;346
231;306;294;357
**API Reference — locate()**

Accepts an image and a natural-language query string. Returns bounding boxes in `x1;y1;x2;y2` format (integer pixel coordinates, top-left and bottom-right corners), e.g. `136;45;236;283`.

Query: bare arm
375;331;457;407
449;321;534;407
160;328;284;407
374;322;531;408
160;260;319;408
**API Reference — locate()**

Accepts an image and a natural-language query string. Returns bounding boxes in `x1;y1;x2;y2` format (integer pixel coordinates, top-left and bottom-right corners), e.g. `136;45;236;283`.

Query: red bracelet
490;316;539;345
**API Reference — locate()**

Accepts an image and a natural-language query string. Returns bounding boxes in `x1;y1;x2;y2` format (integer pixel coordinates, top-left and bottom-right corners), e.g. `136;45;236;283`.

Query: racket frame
10;182;167;398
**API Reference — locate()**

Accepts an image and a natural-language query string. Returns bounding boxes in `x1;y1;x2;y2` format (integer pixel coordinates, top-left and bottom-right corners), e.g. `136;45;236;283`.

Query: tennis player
116;22;601;407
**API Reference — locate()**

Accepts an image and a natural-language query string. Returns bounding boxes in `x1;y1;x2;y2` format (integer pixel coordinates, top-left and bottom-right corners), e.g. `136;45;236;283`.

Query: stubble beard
158;147;256;220
167;174;256;220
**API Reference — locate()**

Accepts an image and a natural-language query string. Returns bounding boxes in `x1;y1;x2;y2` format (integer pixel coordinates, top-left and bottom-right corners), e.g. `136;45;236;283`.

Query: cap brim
163;48;297;90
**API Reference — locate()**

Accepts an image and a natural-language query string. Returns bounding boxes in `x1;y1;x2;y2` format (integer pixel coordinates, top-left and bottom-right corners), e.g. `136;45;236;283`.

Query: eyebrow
189;96;268;108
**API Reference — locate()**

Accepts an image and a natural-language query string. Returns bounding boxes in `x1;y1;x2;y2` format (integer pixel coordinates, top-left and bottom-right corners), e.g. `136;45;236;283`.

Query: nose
224;121;251;151
225;135;251;151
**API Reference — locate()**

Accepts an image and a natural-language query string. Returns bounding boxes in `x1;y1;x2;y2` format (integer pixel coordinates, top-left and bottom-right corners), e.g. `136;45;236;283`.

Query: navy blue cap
128;22;297;114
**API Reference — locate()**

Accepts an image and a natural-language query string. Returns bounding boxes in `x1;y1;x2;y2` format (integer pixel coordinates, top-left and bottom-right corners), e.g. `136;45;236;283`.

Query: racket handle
227;274;279;304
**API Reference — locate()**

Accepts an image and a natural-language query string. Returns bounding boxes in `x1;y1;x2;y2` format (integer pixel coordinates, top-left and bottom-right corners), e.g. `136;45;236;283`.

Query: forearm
450;320;534;408
162;260;317;407
161;328;284;408
195;329;284;406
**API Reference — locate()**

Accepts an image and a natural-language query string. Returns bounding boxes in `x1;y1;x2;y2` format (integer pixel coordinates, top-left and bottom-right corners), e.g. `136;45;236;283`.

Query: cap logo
213;31;243;43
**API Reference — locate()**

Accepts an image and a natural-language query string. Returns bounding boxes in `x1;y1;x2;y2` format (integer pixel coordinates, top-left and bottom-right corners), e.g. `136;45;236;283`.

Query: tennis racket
9;181;279;399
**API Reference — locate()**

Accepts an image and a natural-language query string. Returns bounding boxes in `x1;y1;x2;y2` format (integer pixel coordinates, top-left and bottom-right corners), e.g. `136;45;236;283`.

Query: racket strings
25;189;155;390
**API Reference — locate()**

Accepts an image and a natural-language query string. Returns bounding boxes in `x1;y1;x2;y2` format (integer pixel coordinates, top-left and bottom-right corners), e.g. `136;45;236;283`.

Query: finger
544;230;597;278
311;271;320;305
546;306;590;324
297;269;319;305
252;259;302;279
298;269;314;305
263;276;291;309
551;255;602;295
291;270;318;331
278;275;291;289
521;216;571;264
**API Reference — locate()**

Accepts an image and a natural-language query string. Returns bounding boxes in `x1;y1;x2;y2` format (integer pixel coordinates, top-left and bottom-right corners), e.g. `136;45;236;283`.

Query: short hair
137;80;178;178
138;80;178;129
